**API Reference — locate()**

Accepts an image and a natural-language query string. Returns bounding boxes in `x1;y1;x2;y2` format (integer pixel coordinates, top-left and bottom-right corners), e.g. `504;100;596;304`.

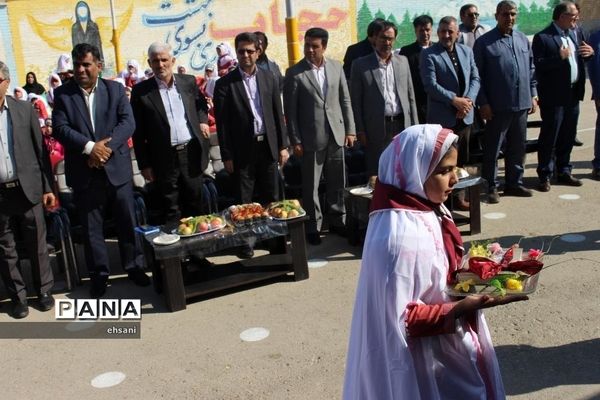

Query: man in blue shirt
474;0;537;203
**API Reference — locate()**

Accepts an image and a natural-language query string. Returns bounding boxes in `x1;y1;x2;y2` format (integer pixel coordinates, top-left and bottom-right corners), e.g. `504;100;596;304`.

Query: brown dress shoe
538;180;551;192
454;198;471;211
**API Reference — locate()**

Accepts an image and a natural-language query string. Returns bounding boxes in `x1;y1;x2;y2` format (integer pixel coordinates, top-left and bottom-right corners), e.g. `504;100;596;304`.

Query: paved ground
1;99;599;399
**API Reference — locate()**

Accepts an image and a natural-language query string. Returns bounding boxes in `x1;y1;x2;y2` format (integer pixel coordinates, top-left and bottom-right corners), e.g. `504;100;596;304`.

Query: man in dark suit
283;27;356;245
351;20;419;180
532;1;594;191
131;42;210;228
342;18;385;83
53;43;149;298
399;15;434;124
214;32;289;205
0;61;56;318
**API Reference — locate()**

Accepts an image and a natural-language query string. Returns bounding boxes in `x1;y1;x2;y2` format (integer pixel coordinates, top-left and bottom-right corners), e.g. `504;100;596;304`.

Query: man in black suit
532;1;594;191
342;18;386;83
399;15;433;124
53;43;149;298
131;42;210;228
0;61;56;318
214;32;289;205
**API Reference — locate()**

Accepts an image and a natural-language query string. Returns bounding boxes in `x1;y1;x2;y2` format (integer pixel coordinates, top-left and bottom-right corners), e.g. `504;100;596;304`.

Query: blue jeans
537;101;580;181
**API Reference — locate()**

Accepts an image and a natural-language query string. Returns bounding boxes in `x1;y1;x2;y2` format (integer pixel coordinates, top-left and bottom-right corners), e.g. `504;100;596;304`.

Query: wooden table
142;217;309;312
345;177;483;245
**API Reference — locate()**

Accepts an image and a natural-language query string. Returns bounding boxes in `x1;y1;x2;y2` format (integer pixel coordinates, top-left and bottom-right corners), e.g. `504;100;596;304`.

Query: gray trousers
301;139;346;234
0;187;53;301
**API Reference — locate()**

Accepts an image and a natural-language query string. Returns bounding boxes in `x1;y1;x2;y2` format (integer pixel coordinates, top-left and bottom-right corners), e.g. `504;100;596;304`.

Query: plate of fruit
227;203;270;226
267;199;306;220
446;241;544;298
174;214;226;237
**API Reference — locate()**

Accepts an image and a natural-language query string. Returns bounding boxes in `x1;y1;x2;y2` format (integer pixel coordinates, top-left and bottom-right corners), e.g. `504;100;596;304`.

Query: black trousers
0;186;53;301
158;147;205;228
74;171;143;279
236;139;279;204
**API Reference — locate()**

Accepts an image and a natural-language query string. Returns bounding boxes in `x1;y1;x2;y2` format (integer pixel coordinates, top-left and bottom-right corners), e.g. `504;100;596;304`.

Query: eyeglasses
237;49;257;55
562;12;578;19
467;12;480;17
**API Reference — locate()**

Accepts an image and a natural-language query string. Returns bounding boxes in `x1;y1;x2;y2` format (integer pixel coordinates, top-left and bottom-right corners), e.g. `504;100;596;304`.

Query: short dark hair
439;16;458;27
254;31;268;49
553;1;574;21
367;18;386;38
72;43;102;62
234;32;260;50
379;21;398;37
460;4;477;17
305;27;329;46
496;0;518;14
413;15;433;28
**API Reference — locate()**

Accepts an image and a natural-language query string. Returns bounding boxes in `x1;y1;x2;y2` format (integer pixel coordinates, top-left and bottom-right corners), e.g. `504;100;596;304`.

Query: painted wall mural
0;0;579;86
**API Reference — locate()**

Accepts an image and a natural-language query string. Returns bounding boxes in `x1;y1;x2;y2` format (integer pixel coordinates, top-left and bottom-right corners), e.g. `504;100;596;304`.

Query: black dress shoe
574;137;583;146
90;277;108;298
538;180;551;192
306;232;322;245
38;292;55;312
504;186;533;197
237;245;254;259
12;300;29;319
487;189;500;204
592;168;600;181
329;225;347;237
127;269;151;287
557;173;582;187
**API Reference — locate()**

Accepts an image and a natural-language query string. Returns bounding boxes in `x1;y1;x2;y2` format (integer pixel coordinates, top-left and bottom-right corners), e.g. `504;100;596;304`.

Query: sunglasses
467;12;480;17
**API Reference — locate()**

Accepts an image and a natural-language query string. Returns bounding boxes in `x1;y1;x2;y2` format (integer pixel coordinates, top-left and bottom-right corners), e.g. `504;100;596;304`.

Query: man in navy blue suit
53;43;149;298
532;1;594;191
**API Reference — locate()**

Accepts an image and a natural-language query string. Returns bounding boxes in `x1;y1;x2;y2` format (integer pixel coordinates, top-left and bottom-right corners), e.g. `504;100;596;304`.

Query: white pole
109;0;117;29
285;0;294;18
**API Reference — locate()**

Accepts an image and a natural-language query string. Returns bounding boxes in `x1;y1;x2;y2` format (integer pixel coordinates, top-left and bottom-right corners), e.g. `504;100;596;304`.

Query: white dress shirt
0;99;17;182
82;80;98;155
377;53;401;117
554;22;579;84
156;76;193;146
309;59;328;98
240;67;265;136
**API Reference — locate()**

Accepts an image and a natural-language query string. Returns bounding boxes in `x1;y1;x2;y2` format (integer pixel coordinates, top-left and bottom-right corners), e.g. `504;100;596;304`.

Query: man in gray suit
421;16;480;170
0;61;56;318
474;0;537;203
284;28;356;245
351;20;418;180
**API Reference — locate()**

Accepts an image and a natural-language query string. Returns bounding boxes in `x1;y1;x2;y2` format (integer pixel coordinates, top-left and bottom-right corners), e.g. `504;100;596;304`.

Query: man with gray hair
474;0;537;203
131;42;211;228
0;61;56;317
